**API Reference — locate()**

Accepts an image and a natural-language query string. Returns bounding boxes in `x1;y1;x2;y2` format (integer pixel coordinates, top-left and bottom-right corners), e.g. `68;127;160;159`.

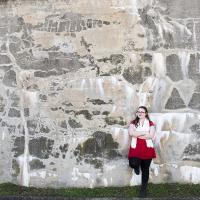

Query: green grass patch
0;183;199;198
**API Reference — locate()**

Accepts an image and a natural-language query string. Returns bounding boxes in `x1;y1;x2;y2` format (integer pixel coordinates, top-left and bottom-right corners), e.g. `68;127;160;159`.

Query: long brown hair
131;106;151;128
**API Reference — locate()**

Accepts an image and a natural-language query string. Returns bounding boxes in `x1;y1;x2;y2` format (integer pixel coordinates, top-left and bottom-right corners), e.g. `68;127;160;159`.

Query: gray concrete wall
0;0;199;187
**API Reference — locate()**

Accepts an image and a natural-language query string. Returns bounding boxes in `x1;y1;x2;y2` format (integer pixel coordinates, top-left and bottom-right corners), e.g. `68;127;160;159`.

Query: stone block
27;119;51;135
68;118;82;128
59;143;69;152
12;136;24;157
0;27;7;37
74;131;120;168
12;159;20;177
8;108;21;118
122;66;143;85
182;142;200;161
110;54;125;65
29;159;45;170
165;88;186;109
159;0;200;19
0;55;11;64
17;54;86;74
29;137;54;159
190;123;200;135
74;110;92;120
3;70;17;87
188;53;200;82
166;54;183;82
194;21;200;51
188;93;200;110
10;93;20;107
0;95;5;112
105;116;126;126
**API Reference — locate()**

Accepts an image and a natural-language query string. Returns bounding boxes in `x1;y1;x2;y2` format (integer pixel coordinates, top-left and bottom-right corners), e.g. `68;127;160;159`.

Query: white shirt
129;118;154;148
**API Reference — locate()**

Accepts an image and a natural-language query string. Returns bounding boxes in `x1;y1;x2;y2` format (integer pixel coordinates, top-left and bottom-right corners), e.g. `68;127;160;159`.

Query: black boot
139;183;147;198
134;167;140;175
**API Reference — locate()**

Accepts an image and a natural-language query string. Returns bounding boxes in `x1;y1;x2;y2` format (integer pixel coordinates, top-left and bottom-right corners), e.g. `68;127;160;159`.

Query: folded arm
128;124;148;137
138;126;155;139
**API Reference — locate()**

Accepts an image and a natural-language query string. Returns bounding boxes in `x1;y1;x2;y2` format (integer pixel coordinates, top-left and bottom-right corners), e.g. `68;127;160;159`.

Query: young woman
128;106;156;198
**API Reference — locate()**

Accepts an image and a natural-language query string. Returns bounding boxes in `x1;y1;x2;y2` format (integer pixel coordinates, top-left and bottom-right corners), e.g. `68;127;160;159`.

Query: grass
0;183;199;198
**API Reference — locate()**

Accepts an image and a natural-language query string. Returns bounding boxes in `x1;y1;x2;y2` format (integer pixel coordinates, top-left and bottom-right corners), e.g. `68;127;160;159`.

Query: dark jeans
129;157;152;185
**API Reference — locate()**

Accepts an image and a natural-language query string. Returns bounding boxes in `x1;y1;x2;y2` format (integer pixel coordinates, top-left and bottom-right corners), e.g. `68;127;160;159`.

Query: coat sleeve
149;121;155;126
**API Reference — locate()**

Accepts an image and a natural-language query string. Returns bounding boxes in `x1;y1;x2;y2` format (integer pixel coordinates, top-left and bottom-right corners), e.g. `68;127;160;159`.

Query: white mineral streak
152;53;166;78
130;0;139;16
193;20;197;51
104;164;116;171
103;178;108;187
180;166;200;184
143;3;174;43
32;50;49;59
5;32;31;186
111;0;138;16
112;76;121;88
80;79;86;90
71;168;81;181
178;51;190;79
29;171;47;179
111;76;118;86
0;63;11;67
152;78;167;111
71;168;92;183
129;52;138;65
111;105;117;113
150;161;160;176
111;127;120;139
83;173;91;180
139;0;192;50
137;77;157;107
97;78;104;97
111;127;129;150
158;17;174;41
90;180;95;188
150;113;195;146
89;78;94;91
18;87;38;186
170;20;192;38
125;84;135;109
17;89;38;187
199;58;200;73
130;171;141;186
48;172;58;177
19;90;30;187
1;130;5;141
39;171;46;179
24;91;38;107
122;128;130;149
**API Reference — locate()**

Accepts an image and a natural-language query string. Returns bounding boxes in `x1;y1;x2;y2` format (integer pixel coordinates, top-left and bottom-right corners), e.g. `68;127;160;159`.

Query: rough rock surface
0;0;200;188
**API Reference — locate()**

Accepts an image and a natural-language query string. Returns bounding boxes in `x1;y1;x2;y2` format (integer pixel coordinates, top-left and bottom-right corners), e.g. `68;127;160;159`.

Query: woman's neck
139;118;145;122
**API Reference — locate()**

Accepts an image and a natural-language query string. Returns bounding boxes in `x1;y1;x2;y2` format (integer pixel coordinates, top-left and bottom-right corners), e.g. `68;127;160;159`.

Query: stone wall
0;0;200;187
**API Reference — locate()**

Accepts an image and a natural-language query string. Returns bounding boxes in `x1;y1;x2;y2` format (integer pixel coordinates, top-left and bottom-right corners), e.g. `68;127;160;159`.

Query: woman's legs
139;159;152;197
129;157;141;175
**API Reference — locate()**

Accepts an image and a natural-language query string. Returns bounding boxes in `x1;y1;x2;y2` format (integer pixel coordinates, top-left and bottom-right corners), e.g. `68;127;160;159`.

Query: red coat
128;120;156;159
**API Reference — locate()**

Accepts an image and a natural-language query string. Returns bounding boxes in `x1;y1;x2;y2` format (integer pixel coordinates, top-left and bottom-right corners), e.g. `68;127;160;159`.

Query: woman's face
136;108;146;119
